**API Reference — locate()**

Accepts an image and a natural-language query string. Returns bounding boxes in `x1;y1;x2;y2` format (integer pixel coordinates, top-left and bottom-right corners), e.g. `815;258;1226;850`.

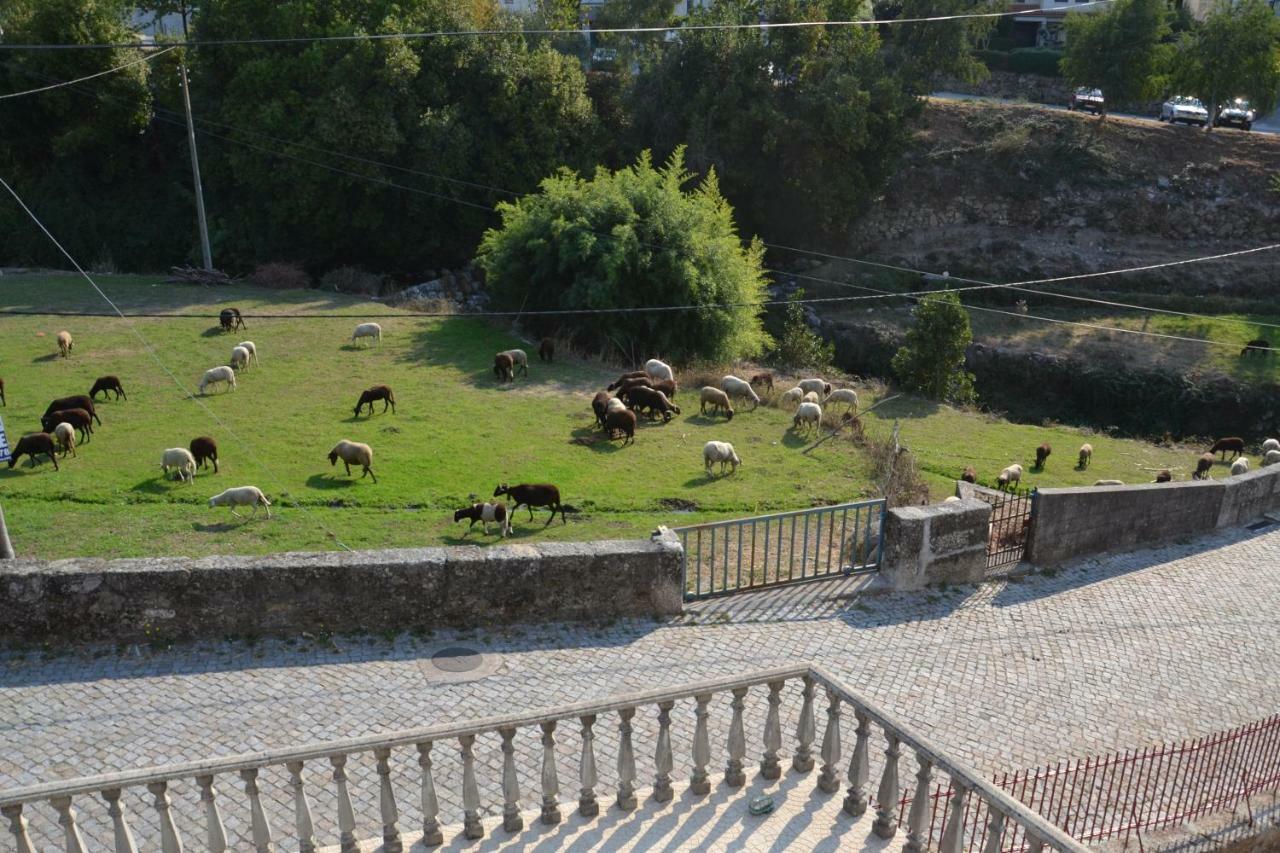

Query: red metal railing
897;713;1280;851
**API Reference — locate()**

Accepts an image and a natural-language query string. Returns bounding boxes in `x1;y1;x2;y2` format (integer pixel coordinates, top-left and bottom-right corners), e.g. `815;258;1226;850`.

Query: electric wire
0;46;176;98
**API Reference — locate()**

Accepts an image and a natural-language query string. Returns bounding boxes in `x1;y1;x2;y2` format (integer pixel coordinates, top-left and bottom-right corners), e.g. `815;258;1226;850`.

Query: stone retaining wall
879;499;991;591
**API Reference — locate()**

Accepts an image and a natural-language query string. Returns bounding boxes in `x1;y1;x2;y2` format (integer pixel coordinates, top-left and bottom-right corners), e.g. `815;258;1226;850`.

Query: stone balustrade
0;664;1084;852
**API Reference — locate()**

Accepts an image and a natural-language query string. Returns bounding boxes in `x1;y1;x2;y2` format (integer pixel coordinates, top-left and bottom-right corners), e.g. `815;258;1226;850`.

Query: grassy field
0;274;1216;560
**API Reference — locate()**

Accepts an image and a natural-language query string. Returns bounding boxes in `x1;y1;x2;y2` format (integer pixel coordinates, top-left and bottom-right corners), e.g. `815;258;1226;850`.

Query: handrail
671;498;885;532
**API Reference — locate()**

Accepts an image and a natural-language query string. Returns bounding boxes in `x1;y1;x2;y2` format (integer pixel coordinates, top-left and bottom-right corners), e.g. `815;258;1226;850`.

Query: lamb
354;385;396;417
236;341;258;366
53;422;76;458
996;463;1023;490
1154;470;1172;483
208;486;271;518
961;466;977;484
793;401;822;433
699;386;735;420
750;372;774;391
328;440;376;482
1209;437;1245;460
493;483;566;526
1093;479;1124;486
1193;452;1216;480
161;447;197;484
604;408;637;444
190;436;219;473
802;391;822;405
1263;439;1280;454
89;375;127;402
591;391;615;428
1078;443;1093;469
45;395;100;426
539;338;555;363
721;375;760;410
56;330;73;358
498;349;529;377
494;353;514;383
1264;450;1280;467
644;358;674;382
623;386;681;422
1034;443;1052;470
230;345;252;371
351;322;382;346
703;441;741;475
454;502;511;537
219;307;246;332
798;378;831;397
823;388;858;412
1231;457;1250;476
41;408;93;443
199;366;237;395
8;433;59;470
780;387;804;409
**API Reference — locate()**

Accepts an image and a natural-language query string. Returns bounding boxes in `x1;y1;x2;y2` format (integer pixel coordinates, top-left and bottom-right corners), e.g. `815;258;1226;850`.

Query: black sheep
494;483;566;526
190;436;219;473
89;375;127;402
220;307;246;332
354;385;396;417
1209;437;1245;460
45;395;100;427
539;338;555;362
1241;339;1271;357
8;433;59;470
41;408;94;443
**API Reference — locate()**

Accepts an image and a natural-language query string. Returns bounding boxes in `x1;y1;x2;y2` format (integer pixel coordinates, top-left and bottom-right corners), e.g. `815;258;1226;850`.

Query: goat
494;483;566;526
89;375;126;402
454;502;511;537
354;385;396;417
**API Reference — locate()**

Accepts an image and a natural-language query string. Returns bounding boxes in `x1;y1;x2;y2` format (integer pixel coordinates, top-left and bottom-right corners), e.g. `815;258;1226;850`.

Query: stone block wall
879;499;992;591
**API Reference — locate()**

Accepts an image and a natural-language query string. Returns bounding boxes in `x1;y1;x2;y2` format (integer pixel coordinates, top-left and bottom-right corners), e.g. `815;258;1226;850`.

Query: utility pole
179;58;213;272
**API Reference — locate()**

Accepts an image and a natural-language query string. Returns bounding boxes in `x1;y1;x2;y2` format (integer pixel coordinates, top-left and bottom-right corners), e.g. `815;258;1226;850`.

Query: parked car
1215;98;1255;131
1068;87;1105;114
1159;96;1209;127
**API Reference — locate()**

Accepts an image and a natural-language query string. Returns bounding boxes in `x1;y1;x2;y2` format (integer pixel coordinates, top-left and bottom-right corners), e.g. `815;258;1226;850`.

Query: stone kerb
0;536;684;646
879;499;991;591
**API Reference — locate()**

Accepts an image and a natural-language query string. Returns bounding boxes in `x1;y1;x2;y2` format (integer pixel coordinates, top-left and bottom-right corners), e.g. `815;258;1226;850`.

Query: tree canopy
891;291;976;403
1060;0;1170;109
1171;0;1280;125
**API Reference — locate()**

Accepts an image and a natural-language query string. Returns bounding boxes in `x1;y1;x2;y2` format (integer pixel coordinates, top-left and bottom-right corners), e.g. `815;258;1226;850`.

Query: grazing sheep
703;441;741;475
498;349;529;377
1262;439;1280;454
591;391;615;428
353;385;396;417
161;447;197;484
721;376;760;410
1154;470;1172;483
823;388;858;411
780;387;804;409
494;353;514;383
644;358;674;382
961;466;977;484
230;345;252;371
793;401;823;433
1264;450;1280;467
208;486;271;518
236;341;258;366
622;386;681;422
607;371;649;391
1231;458;1250;476
997;464;1023;490
604;408;637;444
1093;479;1124;486
219;308;246;332
53;422;76;458
350;322;382;346
45;395;100;426
801;391;821;405
328;440;376;482
750;372;774;391
493;483;566;526
612;376;654;395
190;436;219;473
8;433;58;470
1193;452;1216;480
539;338;555;363
199;366;237;395
1078;444;1093;469
1210;437;1245;460
650;378;678;399
88;375;127;402
454;502;511;537
41;409;93;443
798;378;831;397
1241;338;1271;357
699;386;735;420
56;330;73;358
1035;443;1052;469
0;377;5;406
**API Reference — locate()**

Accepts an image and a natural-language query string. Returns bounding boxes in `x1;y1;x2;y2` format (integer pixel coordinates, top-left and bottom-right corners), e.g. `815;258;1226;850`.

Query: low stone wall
879;499;991;591
0;534;684;646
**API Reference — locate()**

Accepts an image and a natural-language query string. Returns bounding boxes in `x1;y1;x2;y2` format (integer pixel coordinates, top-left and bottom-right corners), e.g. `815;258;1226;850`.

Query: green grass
0;275;1210;560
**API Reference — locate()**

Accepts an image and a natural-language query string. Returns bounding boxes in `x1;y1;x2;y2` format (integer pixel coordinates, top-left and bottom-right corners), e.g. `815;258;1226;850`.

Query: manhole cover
431;646;483;673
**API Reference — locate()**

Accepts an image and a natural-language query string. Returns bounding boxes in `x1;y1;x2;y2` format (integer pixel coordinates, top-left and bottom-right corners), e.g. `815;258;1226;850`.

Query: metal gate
969;485;1035;573
673;499;886;600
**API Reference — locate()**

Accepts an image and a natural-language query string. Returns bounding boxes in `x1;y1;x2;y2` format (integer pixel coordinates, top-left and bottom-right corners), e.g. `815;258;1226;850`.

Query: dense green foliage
876;0;997;89
1060;0;1170;109
1170;0;1280;125
770;291;836;372
477;150;770;363
891;291;976;403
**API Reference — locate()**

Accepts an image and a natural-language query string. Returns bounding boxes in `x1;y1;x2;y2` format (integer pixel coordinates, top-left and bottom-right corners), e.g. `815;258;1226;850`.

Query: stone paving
3;524;1279;849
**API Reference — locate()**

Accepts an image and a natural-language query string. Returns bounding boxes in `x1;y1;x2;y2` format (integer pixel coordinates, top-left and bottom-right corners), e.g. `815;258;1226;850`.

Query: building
1007;0;1100;47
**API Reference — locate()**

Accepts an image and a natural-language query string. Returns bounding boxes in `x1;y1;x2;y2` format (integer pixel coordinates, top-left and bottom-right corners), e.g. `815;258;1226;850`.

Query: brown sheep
1034;443;1052;469
8;433;59;470
45;395;100;427
606;371;649;391
219;307;246;332
621;386;681;422
354;385;396;417
89;375;127;402
190;436;219;473
41;408;93;443
590;391;616;429
650;378;678;399
961;466;977;484
1193;452;1215;480
750;372;774;391
1209;437;1245;460
494;483;566;526
1154;469;1172;483
604;408;637;444
494;352;514;383
539;338;555;362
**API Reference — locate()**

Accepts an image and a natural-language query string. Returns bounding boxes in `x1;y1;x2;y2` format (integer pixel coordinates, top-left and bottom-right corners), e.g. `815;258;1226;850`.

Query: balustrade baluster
653;701;675;803
51;796;89;853
873;732;901;838
690;695;712;795
579;716;600;817
285;762;317;853
499;728;523;833
818;689;842;793
239;768;275;852
616;707;638;811
760;681;783;780
940;780;970;853
1026;835;1045;853
843;710;872;816
102;788;139;853
983;805;1007;853
460;734;484;839
541;721;562;823
196;775;228;852
373;747;403;852
330;754;360;853
793;676;816;772
416;742;444;847
904;753;934;853
2;804;36;853
146;782;183;853
725;687;748;787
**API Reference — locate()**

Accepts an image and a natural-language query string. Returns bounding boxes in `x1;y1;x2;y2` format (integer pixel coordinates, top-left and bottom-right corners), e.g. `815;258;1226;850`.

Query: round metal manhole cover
430;646;483;673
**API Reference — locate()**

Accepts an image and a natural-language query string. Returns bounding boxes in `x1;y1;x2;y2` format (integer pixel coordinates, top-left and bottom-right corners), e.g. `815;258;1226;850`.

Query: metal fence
673;499;886;599
897;713;1280;851
967;484;1036;574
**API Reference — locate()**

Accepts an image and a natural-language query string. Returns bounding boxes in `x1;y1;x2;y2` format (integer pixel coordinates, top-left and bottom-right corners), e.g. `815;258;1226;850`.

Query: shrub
320;266;384;295
891;291;977;404
1008;48;1063;77
770;291;836;373
250;262;311;290
974;49;1010;72
986;35;1018;51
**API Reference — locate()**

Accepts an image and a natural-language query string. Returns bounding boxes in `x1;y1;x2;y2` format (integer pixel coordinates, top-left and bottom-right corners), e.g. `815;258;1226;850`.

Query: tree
770;290;836;372
891;291;976;403
877;0;999;93
1060;0;1170;113
1171;0;1280;129
477;149;771;363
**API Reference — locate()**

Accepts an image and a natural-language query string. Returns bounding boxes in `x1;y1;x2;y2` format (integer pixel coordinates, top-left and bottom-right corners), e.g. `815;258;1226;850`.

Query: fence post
0;504;13;559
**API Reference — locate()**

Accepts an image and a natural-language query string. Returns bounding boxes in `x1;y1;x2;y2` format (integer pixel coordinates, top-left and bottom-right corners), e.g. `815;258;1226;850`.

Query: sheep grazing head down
327;450;339;466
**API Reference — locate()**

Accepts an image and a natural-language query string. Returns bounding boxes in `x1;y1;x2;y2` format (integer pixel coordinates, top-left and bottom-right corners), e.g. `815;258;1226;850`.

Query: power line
0;46;176;98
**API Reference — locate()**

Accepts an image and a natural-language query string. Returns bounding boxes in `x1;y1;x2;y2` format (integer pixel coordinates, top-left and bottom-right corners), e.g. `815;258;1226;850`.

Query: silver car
1159;96;1209;127
1215;98;1255;131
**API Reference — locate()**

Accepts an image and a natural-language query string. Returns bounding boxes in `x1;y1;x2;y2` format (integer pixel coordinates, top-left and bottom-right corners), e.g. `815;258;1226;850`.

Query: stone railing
0;664;1084;852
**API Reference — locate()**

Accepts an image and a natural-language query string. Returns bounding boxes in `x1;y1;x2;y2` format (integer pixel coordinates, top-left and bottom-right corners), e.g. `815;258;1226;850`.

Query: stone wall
879;499;991;591
0;534;684;646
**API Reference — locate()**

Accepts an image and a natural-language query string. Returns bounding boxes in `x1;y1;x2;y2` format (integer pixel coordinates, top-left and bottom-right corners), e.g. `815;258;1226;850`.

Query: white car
1215;98;1255;131
1159;96;1209;127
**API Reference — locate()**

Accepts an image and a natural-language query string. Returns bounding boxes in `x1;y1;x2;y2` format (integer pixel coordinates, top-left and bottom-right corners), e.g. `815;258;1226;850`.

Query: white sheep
1264;450;1280;466
53;422;76;458
943;496;961;503
798;378;831;397
351;322;382;346
780;387;804;409
1093;479;1124;486
824;388;858;411
236;341;258;365
199;366;236;395
720;375;760;410
498;349;529;377
328;439;376;482
161;447;197;484
1078;443;1093;469
793;401;822;433
605;397;628;415
56;330;73;358
230;345;251;371
1231;457;1250;476
997;463;1023;489
1263;438;1280;454
802;391;821;405
699;386;734;420
703;440;741;475
208;486;272;519
644;358;674;382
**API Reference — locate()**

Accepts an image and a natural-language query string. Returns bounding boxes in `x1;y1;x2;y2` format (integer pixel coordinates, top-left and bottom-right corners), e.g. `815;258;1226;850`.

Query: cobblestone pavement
3;525;1279;849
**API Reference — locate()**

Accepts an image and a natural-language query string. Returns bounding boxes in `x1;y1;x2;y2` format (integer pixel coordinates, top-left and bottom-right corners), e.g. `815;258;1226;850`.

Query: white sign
0;416;8;463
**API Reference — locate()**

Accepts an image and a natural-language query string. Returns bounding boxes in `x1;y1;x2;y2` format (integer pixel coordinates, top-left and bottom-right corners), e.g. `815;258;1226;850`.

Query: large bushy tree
1060;0;1170;113
477;149;771;363
1171;0;1280;128
891;290;976;403
877;0;999;92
